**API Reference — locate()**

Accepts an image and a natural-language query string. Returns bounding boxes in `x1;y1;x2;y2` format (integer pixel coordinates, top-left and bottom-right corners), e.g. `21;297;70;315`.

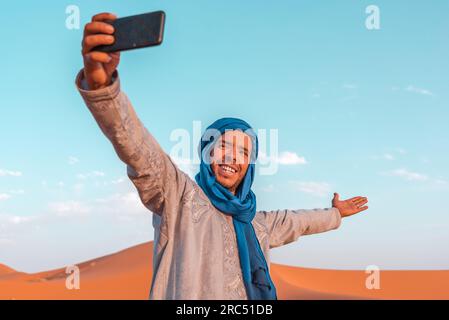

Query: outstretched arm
257;207;342;249
258;193;369;249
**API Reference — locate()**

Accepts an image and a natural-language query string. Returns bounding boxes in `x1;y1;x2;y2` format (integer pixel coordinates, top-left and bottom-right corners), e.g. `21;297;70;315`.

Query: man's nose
223;154;236;164
223;146;237;164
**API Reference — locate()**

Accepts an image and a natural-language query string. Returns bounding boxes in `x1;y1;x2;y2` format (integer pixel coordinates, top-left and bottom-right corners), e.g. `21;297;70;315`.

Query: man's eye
240;149;248;156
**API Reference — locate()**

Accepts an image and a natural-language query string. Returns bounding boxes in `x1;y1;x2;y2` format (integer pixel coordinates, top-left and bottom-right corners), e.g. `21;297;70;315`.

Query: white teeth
221;165;236;173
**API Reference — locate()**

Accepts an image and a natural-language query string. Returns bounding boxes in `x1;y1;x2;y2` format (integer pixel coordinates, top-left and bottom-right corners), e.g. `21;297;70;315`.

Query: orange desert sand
1;242;448;300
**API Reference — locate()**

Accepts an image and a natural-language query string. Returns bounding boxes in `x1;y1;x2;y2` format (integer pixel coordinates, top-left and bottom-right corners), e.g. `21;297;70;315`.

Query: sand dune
1;242;448;300
0;264;17;276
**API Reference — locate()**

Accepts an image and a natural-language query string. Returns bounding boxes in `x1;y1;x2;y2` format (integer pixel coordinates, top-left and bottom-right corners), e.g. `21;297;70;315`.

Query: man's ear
208;147;218;165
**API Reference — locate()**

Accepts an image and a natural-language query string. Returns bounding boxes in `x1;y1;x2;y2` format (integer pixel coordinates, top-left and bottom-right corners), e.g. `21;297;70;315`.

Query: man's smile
218;164;239;176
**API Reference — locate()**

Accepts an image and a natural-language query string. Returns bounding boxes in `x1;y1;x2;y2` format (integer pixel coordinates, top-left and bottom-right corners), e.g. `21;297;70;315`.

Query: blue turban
195;117;277;300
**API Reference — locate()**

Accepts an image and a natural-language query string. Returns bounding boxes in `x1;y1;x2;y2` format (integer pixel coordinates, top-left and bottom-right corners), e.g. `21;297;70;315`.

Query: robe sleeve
256;207;342;249
75;69;187;217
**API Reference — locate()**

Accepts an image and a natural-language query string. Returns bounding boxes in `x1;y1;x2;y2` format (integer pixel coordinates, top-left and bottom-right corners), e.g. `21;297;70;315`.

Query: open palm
332;193;368;218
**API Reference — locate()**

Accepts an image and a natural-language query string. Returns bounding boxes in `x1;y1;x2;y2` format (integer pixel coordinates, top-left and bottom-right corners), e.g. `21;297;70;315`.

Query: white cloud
276;152;307;165
261;184;276;193
343;83;357;89
290;181;331;197
435;179;448;185
93;191;150;222
111;177;125;184
48;201;91;217
68;156;80;165
0;193;11;201
383;153;395;161
0;190;25;201
120;192;147;215
383;169;447;187
72;183;84;192
76;171;105;180
8;216;34;225
372;148;407;161
405;85;434;97
259;151;307;166
0;169;22;177
386;168;428;182
0;214;36;230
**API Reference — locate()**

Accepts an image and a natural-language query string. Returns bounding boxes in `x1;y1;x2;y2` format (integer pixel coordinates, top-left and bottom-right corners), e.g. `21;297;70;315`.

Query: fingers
333;192;340;201
82;34;115;54
358;206;369;212
84;21;115;36
82;14;117;56
109;52;120;60
84;51;112;64
354;197;368;205
353;199;368;211
350;196;369;206
92;12;117;23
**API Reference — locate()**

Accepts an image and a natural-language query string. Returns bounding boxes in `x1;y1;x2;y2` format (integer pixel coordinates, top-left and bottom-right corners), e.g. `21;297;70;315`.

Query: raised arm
76;12;186;216
76;72;186;215
257;208;342;249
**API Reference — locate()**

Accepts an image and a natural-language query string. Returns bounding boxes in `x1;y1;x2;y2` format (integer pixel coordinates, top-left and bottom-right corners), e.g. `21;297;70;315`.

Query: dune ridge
0;264;17;276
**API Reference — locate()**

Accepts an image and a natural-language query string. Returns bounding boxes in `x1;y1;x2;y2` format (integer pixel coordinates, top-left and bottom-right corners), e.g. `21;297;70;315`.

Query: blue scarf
195;117;277;300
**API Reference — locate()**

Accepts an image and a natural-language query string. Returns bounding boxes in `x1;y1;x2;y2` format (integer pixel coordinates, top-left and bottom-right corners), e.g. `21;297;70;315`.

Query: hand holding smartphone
94;11;166;53
81;11;166;90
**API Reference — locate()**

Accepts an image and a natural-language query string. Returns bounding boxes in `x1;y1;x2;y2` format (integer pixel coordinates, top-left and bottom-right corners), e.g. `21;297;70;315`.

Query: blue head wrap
195;117;277;300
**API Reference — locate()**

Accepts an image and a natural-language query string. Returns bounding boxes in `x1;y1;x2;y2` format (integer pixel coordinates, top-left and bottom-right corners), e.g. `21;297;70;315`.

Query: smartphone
95;11;166;53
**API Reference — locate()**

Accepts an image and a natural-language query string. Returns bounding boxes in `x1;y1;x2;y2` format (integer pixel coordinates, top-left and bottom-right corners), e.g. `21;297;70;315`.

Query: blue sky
0;0;448;272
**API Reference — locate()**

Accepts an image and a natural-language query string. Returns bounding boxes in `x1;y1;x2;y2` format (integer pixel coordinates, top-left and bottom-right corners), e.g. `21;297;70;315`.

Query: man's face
210;130;253;195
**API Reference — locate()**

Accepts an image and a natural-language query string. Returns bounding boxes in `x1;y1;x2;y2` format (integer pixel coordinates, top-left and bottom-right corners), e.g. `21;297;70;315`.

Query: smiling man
76;13;369;300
